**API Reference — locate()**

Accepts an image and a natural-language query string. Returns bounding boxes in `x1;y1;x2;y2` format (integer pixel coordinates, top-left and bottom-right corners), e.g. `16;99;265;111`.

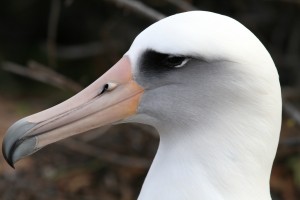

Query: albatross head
2;11;281;200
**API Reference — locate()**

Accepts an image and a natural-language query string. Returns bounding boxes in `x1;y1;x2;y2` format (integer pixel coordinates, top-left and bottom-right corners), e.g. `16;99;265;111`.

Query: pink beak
2;56;144;168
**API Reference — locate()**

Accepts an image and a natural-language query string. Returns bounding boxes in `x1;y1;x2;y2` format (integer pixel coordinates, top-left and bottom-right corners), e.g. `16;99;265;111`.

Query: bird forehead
126;11;263;71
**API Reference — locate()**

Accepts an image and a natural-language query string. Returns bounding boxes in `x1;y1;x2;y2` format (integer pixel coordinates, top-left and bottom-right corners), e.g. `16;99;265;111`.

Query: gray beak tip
2;119;36;169
2;143;15;169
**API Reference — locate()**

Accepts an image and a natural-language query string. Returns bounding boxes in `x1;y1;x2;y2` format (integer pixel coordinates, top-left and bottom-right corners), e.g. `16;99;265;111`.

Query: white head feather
125;11;281;200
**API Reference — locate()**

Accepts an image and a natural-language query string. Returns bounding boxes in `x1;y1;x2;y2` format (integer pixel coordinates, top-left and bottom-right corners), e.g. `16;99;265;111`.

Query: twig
56;42;104;60
283;101;300;125
47;0;61;67
60;138;151;168
282;87;300;100
166;0;198;11
2;61;82;92
274;95;300;146
280;137;300;146
104;0;166;21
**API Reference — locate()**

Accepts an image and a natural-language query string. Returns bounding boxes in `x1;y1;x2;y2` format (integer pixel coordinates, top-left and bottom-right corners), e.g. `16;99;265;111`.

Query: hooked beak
2;56;144;168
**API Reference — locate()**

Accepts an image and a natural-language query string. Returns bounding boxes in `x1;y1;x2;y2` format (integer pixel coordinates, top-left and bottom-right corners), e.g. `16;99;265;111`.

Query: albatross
2;11;281;200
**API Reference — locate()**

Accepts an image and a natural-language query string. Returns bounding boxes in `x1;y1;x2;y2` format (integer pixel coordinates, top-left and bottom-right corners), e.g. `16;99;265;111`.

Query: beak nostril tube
100;82;118;95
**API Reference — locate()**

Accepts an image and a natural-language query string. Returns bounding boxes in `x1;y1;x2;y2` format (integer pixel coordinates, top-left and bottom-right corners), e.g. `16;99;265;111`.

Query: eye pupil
168;57;184;63
163;56;186;67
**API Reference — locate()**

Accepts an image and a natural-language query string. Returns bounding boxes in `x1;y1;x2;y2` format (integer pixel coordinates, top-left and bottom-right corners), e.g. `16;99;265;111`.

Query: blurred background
0;0;300;199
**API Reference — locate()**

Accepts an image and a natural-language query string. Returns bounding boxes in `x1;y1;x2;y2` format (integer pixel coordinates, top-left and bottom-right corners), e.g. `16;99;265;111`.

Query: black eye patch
139;49;189;75
161;55;186;68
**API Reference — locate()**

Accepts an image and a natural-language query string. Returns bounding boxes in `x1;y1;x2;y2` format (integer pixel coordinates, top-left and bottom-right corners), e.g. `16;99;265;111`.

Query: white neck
138;115;279;200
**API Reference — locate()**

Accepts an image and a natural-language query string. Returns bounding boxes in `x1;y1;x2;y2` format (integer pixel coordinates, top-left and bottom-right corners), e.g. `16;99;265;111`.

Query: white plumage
2;11;282;200
126;11;281;200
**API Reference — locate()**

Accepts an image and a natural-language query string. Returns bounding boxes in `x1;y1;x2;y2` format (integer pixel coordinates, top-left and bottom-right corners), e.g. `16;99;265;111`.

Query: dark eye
162;56;186;68
139;50;190;75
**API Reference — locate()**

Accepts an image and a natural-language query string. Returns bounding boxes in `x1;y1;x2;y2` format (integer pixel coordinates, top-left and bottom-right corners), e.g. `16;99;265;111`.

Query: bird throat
137;126;274;200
